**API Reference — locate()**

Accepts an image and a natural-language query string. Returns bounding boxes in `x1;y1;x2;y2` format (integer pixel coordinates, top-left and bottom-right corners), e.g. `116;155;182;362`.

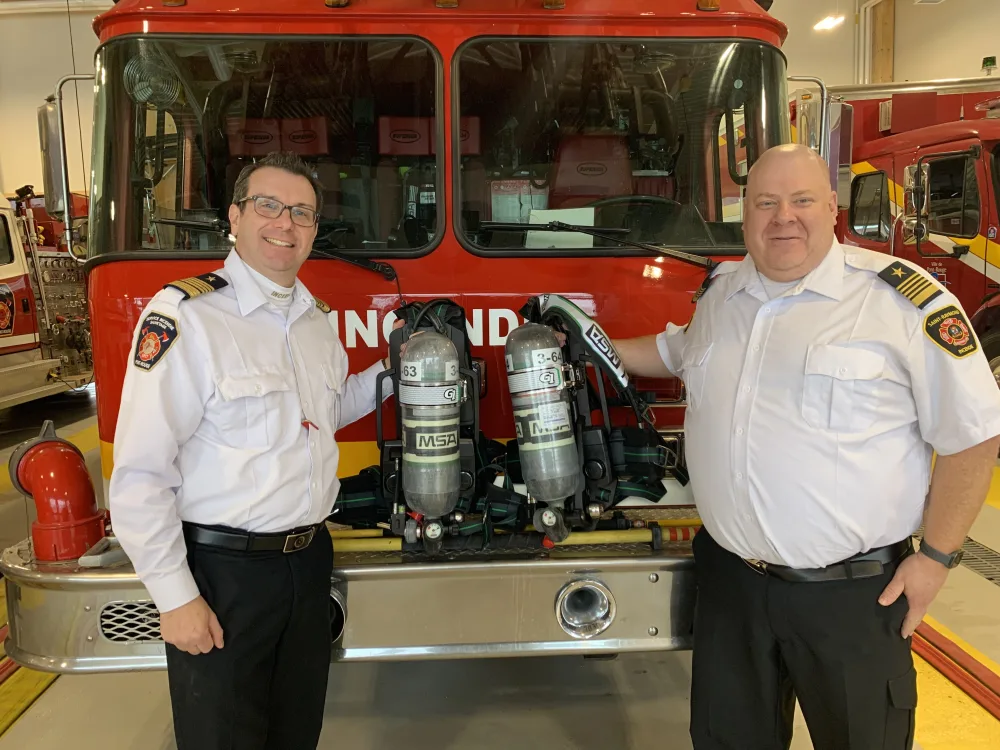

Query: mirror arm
52;74;95;265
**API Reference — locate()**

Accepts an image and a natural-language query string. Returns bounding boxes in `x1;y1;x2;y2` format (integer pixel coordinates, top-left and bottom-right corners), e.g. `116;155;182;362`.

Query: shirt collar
726;239;845;303
224;249;315;318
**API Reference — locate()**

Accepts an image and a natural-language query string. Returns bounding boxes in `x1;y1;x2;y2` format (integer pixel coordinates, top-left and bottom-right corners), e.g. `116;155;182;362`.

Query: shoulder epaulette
876;261;943;310
314;298;332;314
691;266;717;303
165;273;228;300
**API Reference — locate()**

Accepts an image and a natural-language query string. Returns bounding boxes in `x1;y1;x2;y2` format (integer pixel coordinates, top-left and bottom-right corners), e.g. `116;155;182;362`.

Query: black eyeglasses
237;195;318;227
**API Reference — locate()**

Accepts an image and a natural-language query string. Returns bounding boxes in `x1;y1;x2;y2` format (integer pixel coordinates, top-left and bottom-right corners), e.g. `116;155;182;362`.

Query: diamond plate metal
100;601;162;643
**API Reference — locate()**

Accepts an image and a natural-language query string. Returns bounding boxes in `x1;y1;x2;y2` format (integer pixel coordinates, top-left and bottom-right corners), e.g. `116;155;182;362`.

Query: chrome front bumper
0;538;695;674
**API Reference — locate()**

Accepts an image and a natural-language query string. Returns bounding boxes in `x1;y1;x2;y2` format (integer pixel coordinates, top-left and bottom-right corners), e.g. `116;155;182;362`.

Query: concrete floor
0;653;818;750
3;393;1000;749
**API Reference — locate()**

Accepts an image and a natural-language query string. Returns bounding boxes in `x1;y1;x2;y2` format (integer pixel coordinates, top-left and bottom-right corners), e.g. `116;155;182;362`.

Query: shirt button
839;367;847;375
753;345;760;352
255;384;262;394
743;386;751;393
736;472;744;480
736;427;744;435
763;307;771;313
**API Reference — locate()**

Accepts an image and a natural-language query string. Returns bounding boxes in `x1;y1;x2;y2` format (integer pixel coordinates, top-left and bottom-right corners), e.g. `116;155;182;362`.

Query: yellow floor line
923;614;1000;682
914;652;1000;749
0;423;99;495
986;466;1000;511
0;668;57;736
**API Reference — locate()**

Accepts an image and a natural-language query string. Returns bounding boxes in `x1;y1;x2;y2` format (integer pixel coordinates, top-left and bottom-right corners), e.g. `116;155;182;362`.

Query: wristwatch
918;540;964;569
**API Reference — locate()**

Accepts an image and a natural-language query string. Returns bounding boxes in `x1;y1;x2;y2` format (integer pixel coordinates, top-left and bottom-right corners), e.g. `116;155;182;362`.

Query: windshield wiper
480;221;716;270
150;217;227;233
309;248;397;282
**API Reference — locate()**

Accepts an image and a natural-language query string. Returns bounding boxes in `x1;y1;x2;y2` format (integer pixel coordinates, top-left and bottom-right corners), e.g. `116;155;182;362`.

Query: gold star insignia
207;275;216;281
891;267;905;278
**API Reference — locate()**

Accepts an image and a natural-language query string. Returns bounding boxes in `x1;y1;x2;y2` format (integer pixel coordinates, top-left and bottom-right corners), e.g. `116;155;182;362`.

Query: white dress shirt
109;250;389;612
657;241;1000;568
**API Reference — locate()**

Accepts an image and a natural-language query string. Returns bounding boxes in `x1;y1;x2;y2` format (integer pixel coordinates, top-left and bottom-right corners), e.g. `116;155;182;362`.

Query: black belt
742;538;913;582
183;522;322;554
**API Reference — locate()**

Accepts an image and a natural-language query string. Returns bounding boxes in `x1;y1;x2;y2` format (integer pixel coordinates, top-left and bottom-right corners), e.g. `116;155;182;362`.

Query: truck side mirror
37;97;68;222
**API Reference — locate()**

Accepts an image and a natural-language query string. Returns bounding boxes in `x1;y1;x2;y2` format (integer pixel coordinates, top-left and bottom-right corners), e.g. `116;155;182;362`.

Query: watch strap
918;539;963;569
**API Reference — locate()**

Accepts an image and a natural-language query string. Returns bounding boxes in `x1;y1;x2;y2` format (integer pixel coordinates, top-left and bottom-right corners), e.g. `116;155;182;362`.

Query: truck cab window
926;155;980;239
0;215;14;266
455;39;788;254
90;37;442;258
849;172;890;241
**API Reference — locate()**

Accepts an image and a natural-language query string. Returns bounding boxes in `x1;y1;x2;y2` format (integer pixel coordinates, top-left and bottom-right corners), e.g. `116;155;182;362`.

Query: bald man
613;144;1000;749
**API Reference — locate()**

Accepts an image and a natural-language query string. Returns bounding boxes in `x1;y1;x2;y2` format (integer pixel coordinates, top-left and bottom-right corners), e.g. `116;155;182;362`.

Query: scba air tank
505;323;580;502
399;331;462;518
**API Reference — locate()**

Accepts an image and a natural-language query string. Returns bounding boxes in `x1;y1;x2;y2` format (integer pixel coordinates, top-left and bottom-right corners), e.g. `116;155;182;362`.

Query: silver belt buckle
743;558;768;575
283;527;315;553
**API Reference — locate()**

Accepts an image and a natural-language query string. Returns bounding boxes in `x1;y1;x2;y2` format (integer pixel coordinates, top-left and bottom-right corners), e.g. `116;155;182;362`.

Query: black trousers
165;525;334;750
690;529;917;750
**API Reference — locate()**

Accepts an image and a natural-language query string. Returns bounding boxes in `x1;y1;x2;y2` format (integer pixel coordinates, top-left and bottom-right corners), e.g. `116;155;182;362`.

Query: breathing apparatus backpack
331;295;684;551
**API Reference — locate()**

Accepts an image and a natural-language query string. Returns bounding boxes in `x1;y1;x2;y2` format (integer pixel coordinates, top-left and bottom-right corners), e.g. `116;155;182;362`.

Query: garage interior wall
894;0;1000;81
768;0;857;87
0;3;107;198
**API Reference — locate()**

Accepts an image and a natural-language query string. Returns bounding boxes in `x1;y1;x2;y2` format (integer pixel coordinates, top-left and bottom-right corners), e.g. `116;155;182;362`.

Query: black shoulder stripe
165;273;228;300
876;262;942;309
691;271;715;303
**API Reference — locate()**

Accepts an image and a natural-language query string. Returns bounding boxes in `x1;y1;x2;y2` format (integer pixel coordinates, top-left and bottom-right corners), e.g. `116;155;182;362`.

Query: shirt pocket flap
805;344;885;381
681;343;713;370
218;373;292;401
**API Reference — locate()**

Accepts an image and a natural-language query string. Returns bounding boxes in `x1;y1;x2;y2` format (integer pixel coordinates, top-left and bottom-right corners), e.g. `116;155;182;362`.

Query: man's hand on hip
160;595;225;655
877;552;949;638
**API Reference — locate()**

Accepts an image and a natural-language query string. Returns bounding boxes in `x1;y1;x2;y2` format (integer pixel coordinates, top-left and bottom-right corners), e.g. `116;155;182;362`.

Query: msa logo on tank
416;432;459;449
0;284;14;337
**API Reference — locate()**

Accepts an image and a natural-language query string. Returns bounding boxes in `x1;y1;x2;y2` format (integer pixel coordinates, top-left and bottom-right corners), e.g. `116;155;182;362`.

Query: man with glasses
109;151;396;749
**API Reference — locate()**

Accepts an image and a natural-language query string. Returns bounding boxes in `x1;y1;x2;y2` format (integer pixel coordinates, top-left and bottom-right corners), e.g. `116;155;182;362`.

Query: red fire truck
1;0;789;673
792;77;1000;382
0;187;92;411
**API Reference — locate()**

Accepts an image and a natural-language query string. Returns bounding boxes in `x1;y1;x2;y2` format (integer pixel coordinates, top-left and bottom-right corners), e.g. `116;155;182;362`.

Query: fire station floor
1;396;1000;749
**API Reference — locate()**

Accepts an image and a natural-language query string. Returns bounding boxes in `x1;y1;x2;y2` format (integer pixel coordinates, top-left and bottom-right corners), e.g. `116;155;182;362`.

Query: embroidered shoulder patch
877;262;942;309
133;312;179;370
314;298;332;314
165;273;228;300
924;305;978;359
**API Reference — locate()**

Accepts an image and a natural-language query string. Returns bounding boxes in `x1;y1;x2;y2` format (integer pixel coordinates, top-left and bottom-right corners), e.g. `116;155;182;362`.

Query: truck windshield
455;39;788;254
89;37;441;258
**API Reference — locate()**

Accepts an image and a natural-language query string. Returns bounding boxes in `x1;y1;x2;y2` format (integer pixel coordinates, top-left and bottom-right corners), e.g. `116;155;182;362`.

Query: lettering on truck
329;308;524;348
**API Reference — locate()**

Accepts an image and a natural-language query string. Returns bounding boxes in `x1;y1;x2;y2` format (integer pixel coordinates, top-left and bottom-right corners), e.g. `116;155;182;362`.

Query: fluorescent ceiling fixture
814;15;845;31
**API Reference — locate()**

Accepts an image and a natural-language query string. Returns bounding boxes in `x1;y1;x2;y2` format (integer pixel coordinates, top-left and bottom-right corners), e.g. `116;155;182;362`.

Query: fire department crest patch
0;284;13;337
924;305;977;359
133;312;179;370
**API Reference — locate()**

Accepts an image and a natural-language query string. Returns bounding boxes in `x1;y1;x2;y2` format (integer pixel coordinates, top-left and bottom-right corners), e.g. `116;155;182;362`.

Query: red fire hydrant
8;420;106;561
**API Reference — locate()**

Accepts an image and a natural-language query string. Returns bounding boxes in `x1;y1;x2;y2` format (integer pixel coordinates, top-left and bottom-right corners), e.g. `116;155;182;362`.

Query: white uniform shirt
109;250;389;612
657;241;1000;568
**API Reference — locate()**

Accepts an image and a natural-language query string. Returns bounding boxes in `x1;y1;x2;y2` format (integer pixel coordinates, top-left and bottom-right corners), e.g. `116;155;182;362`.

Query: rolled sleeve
908;297;1000;455
336;357;391;429
655;322;688;377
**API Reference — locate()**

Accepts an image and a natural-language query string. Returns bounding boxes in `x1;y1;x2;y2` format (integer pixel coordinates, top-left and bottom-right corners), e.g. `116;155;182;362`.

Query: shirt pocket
681;343;713;411
216;372;293;447
801;344;886;433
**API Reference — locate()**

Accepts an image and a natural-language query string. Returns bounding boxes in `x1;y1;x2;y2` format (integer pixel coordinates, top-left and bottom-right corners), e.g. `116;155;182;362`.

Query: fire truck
791;76;1000;382
1;0;789;673
0;186;92;411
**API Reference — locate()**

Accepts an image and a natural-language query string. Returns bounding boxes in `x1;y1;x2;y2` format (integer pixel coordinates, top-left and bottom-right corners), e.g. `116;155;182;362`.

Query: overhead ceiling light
814;15;845;30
